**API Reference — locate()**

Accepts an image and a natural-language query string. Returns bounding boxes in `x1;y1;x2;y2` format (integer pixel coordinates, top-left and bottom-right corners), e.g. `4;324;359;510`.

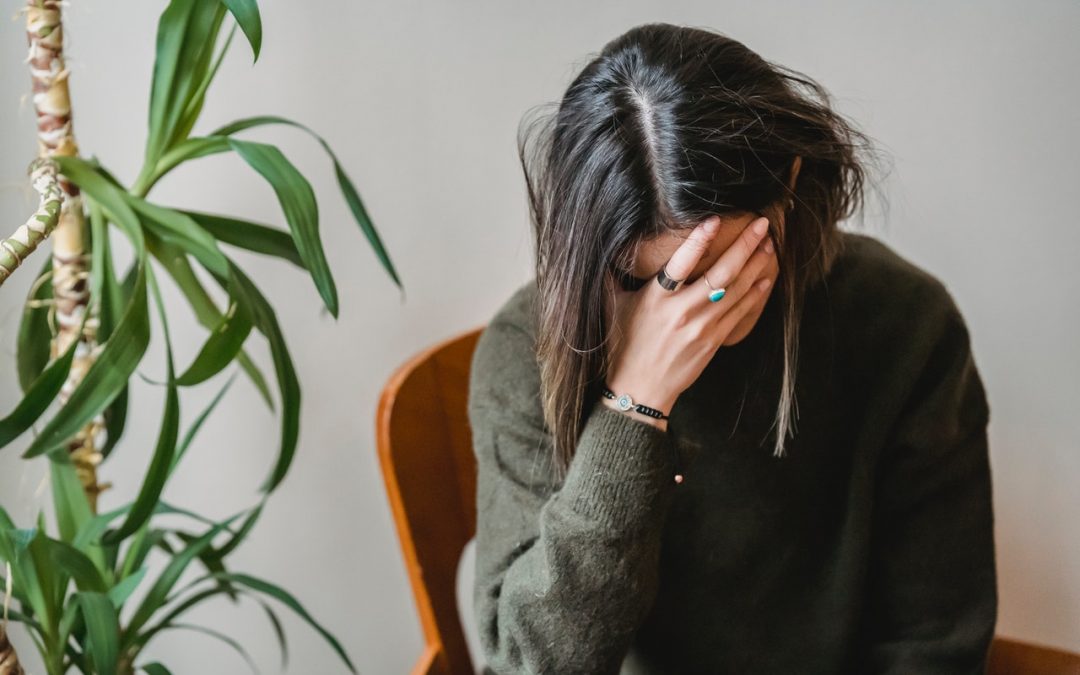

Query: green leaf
146;0;226;164
171;372;236;473
0;328;77;449
221;0;261;60
127;195;229;278
5;604;49;660
1;525;35;561
30;313;99;560
134;573;268;655
76;591;121;674
147;234;274;410
89;202;134;461
203;497;264;563
147;0;198;160
160;622;259;674
89;198;119;341
108;565;147;608
216;261;300;493
153;135;231;181
16;255;54;392
1;288;91;459
153;501;242;534
179;209;304;268
258;597;289;668
57;598;83;656
44;538;108;593
210;115;402;288
168;530;237;603
134;582;286;670
48;457;99;576
170;23;236;154
0;517;49;633
71;500;130;546
22;522;60;631
124;511;243;640
142;663;174;675
19;264;148;458
118;528;169;583
101;384;130;461
57;157;145;252
176;294;252;387
0;567;28;610
22;158;151;459
102;267;180;546
211;571;357;673
228;138;339;317
3;606;43;634
138;586;228;647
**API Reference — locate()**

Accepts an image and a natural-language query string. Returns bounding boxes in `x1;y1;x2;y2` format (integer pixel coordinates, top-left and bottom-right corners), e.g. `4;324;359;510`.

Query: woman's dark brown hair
518;22;888;481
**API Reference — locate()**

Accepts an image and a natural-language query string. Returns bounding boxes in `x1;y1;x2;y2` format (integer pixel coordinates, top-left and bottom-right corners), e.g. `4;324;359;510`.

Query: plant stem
26;0;109;510
0;159;63;288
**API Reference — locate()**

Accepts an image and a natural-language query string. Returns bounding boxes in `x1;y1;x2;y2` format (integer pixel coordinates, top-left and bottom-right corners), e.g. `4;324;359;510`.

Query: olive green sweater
468;231;996;675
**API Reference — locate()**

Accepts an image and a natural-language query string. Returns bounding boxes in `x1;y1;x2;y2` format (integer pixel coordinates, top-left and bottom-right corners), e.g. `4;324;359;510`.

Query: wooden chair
377;327;484;675
988;636;1080;675
376;326;1080;675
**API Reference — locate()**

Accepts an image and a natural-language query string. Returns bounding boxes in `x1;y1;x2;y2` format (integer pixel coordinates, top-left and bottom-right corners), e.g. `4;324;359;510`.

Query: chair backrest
376;326;484;675
376;328;1080;675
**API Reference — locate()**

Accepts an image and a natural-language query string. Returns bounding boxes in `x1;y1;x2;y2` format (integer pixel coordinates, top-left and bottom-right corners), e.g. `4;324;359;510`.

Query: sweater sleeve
856;295;997;674
468;318;679;675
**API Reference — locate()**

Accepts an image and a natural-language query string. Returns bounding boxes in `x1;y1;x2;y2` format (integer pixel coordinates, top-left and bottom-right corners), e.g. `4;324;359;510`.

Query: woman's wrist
598;396;669;431
603;378;678;416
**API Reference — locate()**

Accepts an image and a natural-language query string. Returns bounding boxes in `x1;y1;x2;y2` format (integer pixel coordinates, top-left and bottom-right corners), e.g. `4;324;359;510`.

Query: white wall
1;1;1077;672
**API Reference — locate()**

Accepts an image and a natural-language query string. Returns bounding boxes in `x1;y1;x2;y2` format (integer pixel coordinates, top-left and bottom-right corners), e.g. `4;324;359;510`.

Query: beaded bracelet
600;386;669;420
600;385;684;484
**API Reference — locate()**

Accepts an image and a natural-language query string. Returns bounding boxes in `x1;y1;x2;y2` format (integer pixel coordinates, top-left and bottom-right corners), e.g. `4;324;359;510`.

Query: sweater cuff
558;401;677;530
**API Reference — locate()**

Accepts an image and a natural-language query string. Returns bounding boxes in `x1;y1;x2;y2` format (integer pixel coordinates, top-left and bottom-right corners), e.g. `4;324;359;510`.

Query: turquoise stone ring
703;274;726;302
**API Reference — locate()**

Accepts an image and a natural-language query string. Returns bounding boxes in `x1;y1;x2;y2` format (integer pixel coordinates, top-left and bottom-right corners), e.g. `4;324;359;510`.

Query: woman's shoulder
823;229;967;328
485;277;539;336
819;230;987;419
468;278;543;415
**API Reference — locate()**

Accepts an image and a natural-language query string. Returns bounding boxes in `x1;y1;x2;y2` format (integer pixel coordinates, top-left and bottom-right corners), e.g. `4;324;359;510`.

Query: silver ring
655;264;684;292
702;273;727;303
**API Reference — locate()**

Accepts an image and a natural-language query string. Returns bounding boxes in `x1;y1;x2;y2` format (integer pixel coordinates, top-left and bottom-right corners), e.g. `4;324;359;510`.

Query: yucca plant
0;1;401;673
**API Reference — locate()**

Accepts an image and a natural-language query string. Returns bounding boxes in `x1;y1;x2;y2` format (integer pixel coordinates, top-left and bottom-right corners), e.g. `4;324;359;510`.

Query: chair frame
377;327;484;675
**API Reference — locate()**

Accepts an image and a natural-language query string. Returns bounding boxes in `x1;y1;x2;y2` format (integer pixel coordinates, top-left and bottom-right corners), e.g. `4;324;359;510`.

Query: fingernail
753;218;769;236
703;217;720;234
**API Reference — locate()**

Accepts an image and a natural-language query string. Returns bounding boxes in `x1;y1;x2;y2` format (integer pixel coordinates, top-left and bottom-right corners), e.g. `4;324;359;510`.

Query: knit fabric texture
468;231;996;675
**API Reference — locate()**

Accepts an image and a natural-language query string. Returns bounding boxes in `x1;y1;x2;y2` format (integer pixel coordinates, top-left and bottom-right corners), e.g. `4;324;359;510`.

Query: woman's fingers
712;276;773;345
710;267;772;343
708;238;773;319
661;216;721;283
689;216;770;293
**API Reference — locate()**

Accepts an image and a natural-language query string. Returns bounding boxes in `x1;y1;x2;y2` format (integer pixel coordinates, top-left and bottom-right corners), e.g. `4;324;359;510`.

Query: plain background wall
2;1;1077;672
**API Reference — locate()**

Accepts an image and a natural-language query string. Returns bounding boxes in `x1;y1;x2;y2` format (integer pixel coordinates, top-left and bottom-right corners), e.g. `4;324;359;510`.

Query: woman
468;22;995;675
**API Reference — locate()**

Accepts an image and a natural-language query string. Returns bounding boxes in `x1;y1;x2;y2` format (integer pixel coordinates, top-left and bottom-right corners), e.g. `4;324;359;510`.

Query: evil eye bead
616;394;634;411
